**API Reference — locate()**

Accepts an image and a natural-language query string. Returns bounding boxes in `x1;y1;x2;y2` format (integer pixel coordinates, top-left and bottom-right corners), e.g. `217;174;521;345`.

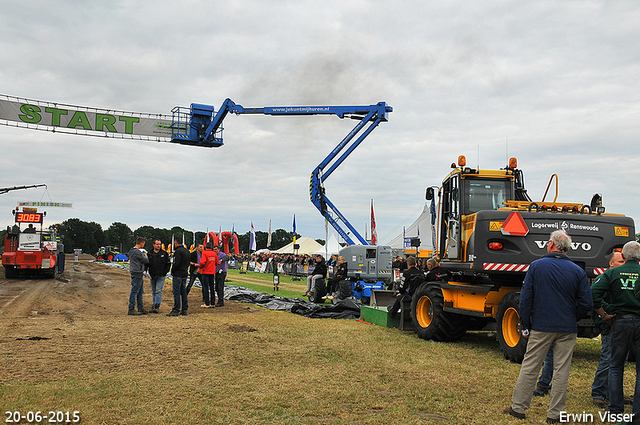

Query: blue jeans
201;274;215;306
536;346;554;392
591;332;612;400
608;317;640;415
150;275;166;306
171;276;188;313
128;273;144;311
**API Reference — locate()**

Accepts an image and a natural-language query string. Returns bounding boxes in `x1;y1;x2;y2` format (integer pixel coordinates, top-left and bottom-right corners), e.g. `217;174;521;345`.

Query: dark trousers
215;271;226;305
201;274;215;306
186;272;200;294
608;317;640;415
171;276;188;313
389;293;411;318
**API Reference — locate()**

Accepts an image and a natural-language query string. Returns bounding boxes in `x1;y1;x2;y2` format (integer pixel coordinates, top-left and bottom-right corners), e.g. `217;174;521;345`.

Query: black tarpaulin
224;285;361;319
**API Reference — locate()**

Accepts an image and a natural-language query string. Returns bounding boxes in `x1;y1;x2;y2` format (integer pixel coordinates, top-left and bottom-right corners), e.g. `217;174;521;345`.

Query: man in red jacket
199;243;219;308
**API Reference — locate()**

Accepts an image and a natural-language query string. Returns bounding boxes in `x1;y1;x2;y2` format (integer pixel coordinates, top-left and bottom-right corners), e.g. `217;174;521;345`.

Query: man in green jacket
591;241;640;419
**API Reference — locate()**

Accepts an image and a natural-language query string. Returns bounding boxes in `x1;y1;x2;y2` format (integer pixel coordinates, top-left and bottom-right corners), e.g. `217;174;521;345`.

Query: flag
267;219;272;248
325;219;329;259
292;215;297;246
371;199;377;245
249;222;256;251
219;226;222;247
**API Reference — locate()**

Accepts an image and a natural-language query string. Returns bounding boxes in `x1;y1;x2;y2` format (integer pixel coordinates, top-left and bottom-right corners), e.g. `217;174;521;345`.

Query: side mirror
426;187;434;201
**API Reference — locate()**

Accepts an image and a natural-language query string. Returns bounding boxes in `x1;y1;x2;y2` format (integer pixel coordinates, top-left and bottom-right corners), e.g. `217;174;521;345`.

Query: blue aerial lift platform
171;99;392;246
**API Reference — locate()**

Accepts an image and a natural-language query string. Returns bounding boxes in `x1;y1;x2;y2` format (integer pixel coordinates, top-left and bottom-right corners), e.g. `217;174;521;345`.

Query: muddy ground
0;257;253;385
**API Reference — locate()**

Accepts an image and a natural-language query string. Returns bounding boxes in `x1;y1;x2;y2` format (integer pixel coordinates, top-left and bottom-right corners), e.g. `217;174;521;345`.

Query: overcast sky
1;1;639;247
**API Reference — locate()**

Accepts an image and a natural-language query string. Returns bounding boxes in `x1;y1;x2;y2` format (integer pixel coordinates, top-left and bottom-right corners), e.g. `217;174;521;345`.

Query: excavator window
464;179;513;214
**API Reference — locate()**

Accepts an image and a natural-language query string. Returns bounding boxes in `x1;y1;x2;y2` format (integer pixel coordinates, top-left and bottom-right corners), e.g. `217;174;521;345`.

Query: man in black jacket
147;239;171;314
388;256;424;318
186;243;203;295
304;255;327;297
167;236;190;317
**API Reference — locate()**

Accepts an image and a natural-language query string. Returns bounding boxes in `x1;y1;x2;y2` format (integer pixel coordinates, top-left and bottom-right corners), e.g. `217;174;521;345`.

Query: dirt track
0;256;247;320
0;257;254;385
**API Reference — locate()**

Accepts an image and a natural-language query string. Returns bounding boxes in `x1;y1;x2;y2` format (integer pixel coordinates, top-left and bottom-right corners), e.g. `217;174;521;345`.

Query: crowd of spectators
228;252;339;276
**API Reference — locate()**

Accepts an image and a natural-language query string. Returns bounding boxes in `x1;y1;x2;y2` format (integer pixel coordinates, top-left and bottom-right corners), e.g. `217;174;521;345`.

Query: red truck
2;208;57;278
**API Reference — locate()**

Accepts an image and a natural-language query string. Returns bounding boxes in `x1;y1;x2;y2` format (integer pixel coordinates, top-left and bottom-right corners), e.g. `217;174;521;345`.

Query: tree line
1;218;321;255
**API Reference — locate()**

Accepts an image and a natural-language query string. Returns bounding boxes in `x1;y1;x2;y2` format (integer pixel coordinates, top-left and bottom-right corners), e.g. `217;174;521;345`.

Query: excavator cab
437;156;517;261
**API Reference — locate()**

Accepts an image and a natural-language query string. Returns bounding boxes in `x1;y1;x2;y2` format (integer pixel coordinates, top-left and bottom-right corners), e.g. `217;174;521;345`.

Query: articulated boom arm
171;99;392;245
0;184;47;195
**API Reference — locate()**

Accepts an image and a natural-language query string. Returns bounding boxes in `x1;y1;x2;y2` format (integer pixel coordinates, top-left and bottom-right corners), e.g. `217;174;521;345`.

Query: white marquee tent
272;237;323;255
387;203;436;253
312;234;342;258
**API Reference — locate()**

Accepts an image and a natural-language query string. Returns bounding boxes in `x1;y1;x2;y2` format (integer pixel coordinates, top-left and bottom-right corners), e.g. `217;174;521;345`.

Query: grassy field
1;268;637;424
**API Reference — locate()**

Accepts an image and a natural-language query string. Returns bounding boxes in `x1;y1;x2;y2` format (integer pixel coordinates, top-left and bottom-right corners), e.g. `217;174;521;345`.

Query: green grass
226;269;309;299
2;270;638;425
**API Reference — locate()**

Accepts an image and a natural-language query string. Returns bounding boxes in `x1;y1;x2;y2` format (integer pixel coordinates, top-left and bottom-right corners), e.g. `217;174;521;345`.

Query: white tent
312;234;342;258
273;237;323;255
388;203;435;254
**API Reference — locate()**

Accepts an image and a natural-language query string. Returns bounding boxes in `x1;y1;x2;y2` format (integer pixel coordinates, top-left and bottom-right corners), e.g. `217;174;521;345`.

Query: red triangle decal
501;211;529;236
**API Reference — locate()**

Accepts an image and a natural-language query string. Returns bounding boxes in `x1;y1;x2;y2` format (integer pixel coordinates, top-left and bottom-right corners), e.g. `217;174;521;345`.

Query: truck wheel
496;290;527;363
411;282;468;342
5;265;18;279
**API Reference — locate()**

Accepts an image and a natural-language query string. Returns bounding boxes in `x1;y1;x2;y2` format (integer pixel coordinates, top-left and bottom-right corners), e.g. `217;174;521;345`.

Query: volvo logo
534;240;592;251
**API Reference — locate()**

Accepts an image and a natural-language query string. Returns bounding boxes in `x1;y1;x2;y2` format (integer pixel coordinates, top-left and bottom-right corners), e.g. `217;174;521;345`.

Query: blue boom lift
170;99;392;246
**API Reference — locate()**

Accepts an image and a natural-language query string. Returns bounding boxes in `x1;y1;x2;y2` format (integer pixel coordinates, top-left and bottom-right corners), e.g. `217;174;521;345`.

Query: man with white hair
504;230;593;424
591;240;640;420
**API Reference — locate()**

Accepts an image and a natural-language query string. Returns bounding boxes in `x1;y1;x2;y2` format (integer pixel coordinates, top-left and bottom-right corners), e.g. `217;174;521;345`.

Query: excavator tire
411;282;469;342
496;290;527;363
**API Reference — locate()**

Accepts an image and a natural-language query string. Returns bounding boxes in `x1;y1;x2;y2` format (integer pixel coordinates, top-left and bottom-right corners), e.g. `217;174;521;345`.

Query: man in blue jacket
504;230;593;424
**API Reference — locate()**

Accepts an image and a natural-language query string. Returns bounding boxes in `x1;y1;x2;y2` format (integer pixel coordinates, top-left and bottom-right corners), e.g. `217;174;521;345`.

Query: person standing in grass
591;241;640;420
503;230;593;424
167;236;190;317
127;237;149;316
147;239;171;314
199;243;219;308
187;243;203;295
213;245;229;307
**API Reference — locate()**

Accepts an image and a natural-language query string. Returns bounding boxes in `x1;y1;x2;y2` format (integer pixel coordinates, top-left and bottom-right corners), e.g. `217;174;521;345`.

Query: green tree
57;218;105;254
270;229;295;250
104;222;133;252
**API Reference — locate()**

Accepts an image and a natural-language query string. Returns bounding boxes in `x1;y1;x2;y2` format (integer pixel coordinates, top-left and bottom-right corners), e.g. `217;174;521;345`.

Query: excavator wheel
496;290;527;363
410;282;469;342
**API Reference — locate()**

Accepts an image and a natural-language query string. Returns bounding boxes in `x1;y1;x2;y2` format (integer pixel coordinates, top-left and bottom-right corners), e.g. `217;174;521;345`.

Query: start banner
0;94;173;140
